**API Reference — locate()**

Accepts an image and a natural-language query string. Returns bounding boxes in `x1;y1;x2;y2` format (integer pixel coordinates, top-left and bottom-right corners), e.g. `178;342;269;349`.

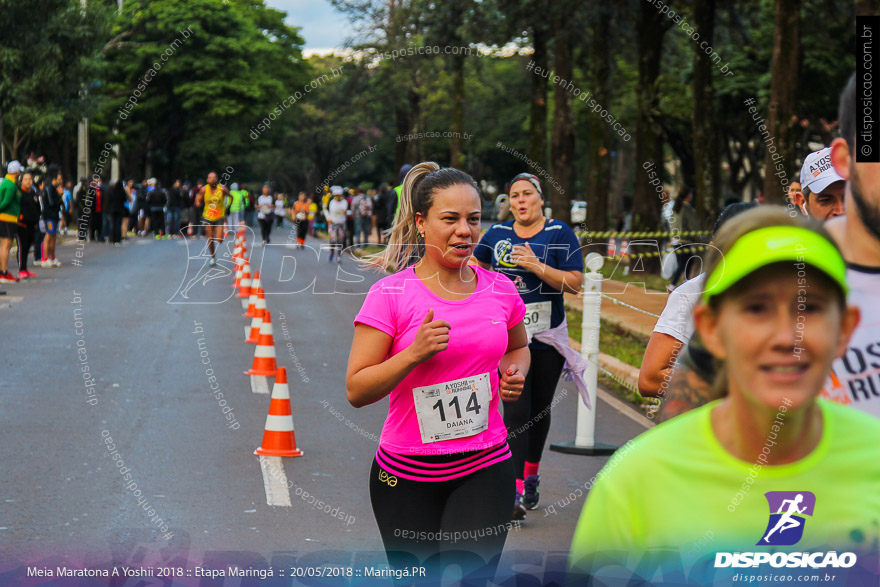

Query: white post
111;131;120;183
77;118;89;181
575;267;602;446
550;252;617;456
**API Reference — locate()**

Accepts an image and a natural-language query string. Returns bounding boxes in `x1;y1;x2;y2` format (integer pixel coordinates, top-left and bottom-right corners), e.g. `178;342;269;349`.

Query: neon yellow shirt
202;184;226;221
230;189;246;213
570;399;880;583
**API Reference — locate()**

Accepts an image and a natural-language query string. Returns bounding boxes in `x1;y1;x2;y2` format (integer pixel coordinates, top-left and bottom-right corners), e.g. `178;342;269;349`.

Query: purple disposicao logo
758;491;816;546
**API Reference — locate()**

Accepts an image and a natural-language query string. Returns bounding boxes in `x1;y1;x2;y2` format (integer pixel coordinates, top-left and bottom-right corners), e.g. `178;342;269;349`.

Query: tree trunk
11;127;27;161
632;2;668;231
550;12;575;224
62;134;71;182
856;0;880;15
407;86;421;164
586;4;612;232
762;0;800;204
692;0;719;225
394;101;409;173
528;25;549;179
144;138;153;180
449;54;466;168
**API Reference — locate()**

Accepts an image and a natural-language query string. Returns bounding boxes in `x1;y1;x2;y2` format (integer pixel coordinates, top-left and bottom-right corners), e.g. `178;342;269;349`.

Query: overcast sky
265;0;355;54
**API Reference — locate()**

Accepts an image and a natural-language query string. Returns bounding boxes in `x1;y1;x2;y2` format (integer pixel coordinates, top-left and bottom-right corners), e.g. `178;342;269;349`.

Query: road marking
250;375;270;395
244;325;251;339
258;456;292;506
597;388;654;429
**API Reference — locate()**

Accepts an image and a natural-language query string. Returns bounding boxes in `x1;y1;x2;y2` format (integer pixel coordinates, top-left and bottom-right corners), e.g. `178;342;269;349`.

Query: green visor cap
702;226;848;303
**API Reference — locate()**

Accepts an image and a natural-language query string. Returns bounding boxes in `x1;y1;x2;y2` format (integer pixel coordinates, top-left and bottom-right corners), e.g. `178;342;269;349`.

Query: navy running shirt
474;219;583;350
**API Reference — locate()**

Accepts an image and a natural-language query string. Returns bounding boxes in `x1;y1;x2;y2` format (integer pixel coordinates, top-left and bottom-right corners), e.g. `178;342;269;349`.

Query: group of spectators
0;160;70;283
0;158;406;284
311;183;399;254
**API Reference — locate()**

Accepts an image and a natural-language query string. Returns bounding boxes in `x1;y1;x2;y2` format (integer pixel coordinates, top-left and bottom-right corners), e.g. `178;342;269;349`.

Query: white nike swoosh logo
491;320;503;324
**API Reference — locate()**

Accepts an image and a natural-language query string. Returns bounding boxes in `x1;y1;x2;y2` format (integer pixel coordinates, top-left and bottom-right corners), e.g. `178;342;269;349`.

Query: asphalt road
0;226;649;585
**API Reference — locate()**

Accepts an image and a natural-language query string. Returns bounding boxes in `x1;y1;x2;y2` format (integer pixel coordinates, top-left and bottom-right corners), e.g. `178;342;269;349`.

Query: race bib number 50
523;301;552;340
412;373;491;444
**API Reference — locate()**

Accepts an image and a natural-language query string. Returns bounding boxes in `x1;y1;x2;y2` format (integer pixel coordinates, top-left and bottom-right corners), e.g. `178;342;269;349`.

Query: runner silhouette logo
758;491;816;546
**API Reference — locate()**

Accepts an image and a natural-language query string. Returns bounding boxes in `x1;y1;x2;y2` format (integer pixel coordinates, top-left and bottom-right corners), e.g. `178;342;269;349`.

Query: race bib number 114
412;373;491;444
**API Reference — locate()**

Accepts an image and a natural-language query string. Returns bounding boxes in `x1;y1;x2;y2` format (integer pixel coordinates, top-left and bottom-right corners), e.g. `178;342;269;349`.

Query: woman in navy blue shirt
474;173;584;520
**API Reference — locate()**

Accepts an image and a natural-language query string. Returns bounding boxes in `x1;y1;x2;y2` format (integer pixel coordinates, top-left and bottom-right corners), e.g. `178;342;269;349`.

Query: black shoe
523;475;540;510
513;493;527;521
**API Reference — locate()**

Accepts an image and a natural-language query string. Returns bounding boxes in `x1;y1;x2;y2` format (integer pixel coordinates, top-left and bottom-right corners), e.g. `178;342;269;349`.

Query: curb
566;336;654;429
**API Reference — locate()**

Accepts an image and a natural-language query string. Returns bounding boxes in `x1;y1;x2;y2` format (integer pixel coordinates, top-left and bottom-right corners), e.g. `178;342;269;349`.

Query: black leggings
150;210;164;235
16;223;36;272
370;454;514;581
259;218;272;243
503;347;566;477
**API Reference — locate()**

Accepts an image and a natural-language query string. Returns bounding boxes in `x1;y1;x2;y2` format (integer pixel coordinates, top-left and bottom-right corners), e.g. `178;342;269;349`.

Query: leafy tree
98;0;309;182
0;0;111;163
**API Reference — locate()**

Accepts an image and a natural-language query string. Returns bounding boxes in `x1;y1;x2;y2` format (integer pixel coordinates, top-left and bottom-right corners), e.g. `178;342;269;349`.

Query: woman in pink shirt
347;162;530;579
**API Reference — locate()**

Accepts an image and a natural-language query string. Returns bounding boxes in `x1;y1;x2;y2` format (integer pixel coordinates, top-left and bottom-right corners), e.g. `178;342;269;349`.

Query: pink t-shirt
354;265;527;455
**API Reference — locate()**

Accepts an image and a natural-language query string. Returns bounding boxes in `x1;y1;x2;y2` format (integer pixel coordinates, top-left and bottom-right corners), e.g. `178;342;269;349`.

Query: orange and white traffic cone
244;272;265;317
249;309;273;344
250;271;262;296
255;368;303;457
237;270;252;299
233;256;246;287
243;288;266;319
245;311;263;343
620;238;629;257
607;239;617;258
245;314;277;376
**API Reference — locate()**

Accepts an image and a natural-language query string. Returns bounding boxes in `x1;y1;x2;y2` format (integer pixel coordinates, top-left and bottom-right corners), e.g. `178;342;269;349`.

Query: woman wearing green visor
569;206;880;584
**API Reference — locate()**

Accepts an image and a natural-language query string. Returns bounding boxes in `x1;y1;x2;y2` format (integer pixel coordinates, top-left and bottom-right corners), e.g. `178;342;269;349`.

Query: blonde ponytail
361;162;479;272
363;162;439;272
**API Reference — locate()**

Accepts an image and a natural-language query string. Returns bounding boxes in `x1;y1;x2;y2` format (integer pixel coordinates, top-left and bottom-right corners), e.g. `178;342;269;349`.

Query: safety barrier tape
576;230;710;238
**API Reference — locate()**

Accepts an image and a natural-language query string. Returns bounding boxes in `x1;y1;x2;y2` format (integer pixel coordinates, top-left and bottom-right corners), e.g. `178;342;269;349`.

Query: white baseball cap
331;185;344;196
7;160;23;174
800;147;845;195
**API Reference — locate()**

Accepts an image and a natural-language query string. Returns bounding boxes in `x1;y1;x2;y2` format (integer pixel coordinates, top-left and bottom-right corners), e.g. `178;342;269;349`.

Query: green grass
566;306;655;409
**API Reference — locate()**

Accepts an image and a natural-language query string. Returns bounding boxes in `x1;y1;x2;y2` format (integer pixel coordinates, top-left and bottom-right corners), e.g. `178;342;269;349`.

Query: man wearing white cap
0;161;23;283
793;147;846;220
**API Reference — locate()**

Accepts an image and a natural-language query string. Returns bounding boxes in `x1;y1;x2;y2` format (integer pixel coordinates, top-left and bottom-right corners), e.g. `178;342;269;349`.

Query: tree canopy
0;0;857;231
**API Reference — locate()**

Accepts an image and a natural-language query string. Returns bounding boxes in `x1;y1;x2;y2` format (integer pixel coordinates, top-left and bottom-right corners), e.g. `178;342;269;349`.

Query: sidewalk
564;278;667;339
